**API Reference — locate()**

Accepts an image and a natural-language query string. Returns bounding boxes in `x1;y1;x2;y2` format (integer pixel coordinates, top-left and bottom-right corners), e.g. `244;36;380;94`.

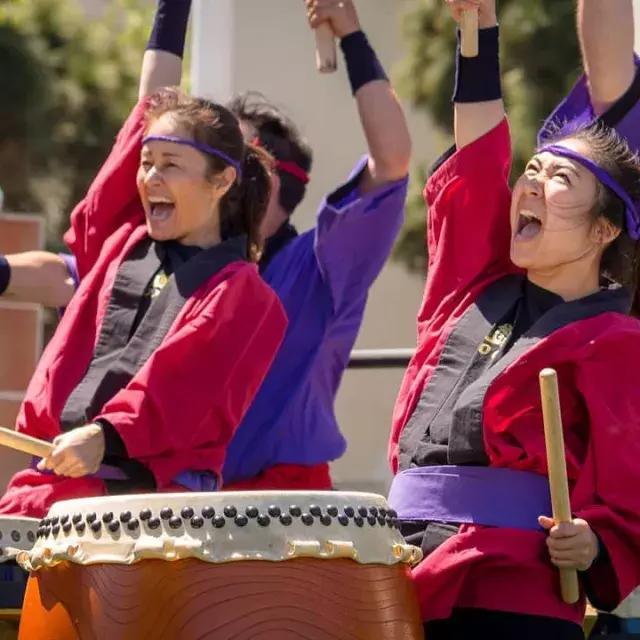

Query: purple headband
539;144;640;240
142;135;243;180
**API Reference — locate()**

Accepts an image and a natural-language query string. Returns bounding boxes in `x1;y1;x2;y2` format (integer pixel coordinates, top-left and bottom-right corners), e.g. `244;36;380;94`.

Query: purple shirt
223;157;407;483
539;54;640;156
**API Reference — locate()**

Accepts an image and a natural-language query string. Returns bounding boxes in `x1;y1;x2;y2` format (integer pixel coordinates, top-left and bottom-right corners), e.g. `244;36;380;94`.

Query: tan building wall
0;215;44;490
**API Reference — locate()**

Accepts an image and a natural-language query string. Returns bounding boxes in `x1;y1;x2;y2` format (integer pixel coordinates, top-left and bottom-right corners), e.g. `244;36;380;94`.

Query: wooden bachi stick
315;23;337;73
539;368;580;605
0;426;53;459
460;9;479;58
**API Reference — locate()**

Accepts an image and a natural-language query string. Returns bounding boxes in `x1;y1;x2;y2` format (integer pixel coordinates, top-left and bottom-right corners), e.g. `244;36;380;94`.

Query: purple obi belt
387;466;552;531
31;458;217;492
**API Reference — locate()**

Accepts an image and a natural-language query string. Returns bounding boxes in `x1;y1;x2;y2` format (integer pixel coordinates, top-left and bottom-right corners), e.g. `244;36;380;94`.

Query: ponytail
219;144;273;262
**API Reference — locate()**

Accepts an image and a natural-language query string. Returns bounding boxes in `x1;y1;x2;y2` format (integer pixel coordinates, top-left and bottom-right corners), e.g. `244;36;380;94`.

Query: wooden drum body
18;492;423;640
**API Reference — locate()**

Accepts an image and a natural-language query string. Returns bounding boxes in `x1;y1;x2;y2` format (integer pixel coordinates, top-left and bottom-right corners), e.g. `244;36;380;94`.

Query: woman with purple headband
388;0;640;637
0;2;286;518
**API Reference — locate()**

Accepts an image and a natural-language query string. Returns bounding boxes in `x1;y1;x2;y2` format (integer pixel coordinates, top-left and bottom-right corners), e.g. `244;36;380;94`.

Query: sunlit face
510;139;606;272
137;113;235;247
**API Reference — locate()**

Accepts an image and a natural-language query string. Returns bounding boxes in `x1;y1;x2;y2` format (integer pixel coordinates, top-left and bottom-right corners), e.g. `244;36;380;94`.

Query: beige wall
0;215;44;491
192;0;435;494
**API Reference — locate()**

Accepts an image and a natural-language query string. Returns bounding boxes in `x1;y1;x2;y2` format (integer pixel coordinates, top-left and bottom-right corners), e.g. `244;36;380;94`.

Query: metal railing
348;348;414;369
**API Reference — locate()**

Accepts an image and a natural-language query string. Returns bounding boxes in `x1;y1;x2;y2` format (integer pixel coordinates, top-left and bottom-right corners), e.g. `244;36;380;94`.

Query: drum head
22;491;420;570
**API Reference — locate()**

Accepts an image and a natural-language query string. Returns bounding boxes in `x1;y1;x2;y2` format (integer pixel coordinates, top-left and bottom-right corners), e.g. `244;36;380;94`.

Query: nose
144;165;162;187
523;174;543;198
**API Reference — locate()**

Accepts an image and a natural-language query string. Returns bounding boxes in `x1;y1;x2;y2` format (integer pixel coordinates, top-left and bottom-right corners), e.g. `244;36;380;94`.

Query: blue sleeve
59;253;80;289
57;253;80;318
539;54;640;157
314;156;408;314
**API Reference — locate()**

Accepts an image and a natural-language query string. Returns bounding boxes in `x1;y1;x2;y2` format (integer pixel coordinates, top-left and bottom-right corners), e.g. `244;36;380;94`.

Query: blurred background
0;0;638;494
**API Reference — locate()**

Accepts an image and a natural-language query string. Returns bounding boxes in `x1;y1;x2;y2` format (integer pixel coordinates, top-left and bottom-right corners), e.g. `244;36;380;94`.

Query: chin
509;245;535;270
146;220;176;242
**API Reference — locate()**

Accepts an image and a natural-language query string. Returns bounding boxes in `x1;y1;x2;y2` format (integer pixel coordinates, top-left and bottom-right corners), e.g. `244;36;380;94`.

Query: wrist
86;423;106;459
94;418;127;458
478;14;498;29
340;31;388;96
0;254;10;296
591;530;604;564
146;0;192;58
453;25;502;104
337;23;361;40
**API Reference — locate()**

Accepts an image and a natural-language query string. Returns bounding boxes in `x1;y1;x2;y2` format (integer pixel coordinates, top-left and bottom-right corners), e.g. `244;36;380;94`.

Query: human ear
210;166;238;199
592;217;622;246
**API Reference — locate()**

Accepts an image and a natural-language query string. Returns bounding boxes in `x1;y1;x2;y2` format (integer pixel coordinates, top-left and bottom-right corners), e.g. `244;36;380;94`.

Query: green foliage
393;0;581;272
0;0;151;247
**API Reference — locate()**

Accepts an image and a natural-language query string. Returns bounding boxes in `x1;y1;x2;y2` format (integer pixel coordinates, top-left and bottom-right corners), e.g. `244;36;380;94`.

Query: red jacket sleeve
64;99;148;279
572;328;640;610
93;264;287;484
389;120;517;472
419;119;515;333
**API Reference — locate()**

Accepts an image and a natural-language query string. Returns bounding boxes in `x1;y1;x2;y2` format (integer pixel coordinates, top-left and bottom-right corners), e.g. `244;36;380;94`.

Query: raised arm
578;0;635;116
138;0;191;99
306;0;411;191
447;0;505;149
66;1;193;278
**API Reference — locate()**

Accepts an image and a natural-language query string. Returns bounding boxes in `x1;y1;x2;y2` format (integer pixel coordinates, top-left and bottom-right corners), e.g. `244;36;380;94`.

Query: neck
262;205;289;242
526;260;601;301
179;225;221;249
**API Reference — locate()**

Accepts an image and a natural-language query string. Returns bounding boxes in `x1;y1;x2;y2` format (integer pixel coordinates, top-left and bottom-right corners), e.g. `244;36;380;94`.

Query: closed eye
555;171;572;185
525;161;541;175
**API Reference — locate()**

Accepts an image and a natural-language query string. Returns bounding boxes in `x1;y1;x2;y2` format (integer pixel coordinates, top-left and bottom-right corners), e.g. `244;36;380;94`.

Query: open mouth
516;211;542;240
148;197;175;222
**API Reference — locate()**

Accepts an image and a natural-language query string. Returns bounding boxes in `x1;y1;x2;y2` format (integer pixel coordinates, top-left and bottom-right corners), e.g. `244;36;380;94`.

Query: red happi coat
390;119;640;624
0;100;287;518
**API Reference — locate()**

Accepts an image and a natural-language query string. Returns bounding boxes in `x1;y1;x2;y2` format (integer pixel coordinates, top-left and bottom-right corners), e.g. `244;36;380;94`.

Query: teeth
149;198;174;205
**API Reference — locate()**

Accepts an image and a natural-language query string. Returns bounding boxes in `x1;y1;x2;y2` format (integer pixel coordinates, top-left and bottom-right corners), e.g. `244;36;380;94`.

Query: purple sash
388;466;552;531
30;457;217;491
30;456;128;480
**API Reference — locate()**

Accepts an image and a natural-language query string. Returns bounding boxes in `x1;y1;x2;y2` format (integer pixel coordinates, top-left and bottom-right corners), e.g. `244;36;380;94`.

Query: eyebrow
141;149;183;159
551;160;581;178
530;154;581;178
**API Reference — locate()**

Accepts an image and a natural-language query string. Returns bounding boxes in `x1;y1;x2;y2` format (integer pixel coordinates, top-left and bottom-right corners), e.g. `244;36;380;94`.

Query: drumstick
0;426;53;459
315;23;337;73
460;9;479;58
539;369;580;604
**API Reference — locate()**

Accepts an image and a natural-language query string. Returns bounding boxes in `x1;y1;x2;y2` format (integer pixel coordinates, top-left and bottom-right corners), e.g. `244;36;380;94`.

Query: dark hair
146;88;273;261
554;124;640;316
228;92;313;215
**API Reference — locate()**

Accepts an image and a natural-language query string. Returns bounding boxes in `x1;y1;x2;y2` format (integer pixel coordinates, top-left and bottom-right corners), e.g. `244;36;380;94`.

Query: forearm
2;251;74;307
138;0;192;99
355;82;411;188
138;50;183;99
453;12;505;149
341;32;411;190
579;0;635;115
